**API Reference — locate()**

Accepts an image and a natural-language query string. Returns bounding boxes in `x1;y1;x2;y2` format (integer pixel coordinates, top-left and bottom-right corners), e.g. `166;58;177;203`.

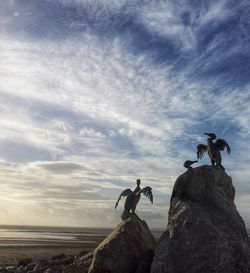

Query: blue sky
0;0;250;228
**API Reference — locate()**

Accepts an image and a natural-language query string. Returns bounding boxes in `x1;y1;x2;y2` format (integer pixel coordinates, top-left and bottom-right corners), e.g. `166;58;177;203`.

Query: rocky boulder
89;214;156;273
0;252;90;273
151;165;250;273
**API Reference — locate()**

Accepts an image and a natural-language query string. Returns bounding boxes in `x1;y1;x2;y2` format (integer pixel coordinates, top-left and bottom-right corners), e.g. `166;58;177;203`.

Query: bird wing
115;189;132;209
137;186;153;204
214;139;231;154
196;144;207;159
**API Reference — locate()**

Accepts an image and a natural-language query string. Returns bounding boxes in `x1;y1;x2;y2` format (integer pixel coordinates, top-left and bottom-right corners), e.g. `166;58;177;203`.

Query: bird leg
211;159;215;166
132;209;138;217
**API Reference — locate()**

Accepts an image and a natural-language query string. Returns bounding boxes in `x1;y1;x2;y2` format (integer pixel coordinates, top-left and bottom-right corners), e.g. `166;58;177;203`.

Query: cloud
80;127;106;138
32;161;103;175
0;159;170;227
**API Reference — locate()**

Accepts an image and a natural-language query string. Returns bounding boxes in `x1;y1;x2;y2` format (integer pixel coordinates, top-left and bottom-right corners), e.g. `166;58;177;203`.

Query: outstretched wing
197;144;207;159
115;189;132;209
138;186;153;204
215;139;231;154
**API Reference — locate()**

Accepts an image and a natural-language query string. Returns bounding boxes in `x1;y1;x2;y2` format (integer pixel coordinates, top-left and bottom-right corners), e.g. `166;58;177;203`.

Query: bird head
136;179;141;186
204;133;216;140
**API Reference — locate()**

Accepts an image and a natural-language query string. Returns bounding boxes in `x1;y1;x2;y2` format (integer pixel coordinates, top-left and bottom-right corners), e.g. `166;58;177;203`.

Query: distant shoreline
0;226;106;266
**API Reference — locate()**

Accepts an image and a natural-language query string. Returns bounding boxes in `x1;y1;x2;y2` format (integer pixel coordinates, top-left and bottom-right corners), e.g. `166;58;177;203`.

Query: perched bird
183;160;198;170
115;179;153;220
197;133;231;170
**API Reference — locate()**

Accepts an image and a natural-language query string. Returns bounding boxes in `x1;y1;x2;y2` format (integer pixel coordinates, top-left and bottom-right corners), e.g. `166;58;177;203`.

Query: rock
32;261;44;272
10;252;87;273
47;257;73;266
89;215;156;273
0;268;12;273
50;254;67;260
76;250;89;258
0;249;91;273
75;252;93;267
151;165;250;273
16;265;25;272
62;264;88;273
135;249;154;273
43;269;52;273
17;259;33;267
24;263;36;272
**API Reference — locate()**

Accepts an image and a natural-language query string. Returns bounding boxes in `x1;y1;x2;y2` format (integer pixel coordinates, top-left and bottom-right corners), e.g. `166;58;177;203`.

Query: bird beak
204;133;209;136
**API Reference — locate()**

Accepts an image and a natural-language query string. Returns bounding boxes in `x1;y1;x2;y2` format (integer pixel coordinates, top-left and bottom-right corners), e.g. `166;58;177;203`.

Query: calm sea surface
0;226;112;247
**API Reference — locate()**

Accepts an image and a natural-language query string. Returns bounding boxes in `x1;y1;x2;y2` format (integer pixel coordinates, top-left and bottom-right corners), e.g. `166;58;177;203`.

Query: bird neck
207;138;214;145
134;186;140;192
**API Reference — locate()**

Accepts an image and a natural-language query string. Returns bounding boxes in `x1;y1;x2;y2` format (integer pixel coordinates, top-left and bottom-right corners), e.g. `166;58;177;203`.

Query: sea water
0;226;110;247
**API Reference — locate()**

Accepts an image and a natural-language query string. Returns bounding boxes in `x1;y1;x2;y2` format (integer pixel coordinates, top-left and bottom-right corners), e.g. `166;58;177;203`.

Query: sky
0;0;250;228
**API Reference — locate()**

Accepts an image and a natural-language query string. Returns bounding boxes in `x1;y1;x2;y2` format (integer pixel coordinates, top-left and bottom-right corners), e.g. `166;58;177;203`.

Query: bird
197;133;231;170
183;160;198;170
115;179;153;220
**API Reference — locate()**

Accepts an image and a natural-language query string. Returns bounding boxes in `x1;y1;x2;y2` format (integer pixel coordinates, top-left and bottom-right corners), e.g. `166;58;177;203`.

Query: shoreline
0;245;93;267
0;236;105;267
0;226;108;266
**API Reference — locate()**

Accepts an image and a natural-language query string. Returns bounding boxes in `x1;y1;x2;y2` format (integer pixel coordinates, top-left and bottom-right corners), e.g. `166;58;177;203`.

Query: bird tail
121;209;130;220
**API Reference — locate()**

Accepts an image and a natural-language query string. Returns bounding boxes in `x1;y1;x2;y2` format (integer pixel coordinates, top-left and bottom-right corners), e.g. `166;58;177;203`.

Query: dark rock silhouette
1;251;91;273
89;215;156;273
151;165;250;273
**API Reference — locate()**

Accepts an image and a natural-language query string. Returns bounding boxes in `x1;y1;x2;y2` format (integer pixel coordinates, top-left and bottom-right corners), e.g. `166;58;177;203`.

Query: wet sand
0;227;109;266
0;245;86;266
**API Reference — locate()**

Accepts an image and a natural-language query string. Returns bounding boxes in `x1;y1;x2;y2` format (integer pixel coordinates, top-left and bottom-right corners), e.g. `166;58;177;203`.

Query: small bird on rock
115;179;153;220
183;160;198;170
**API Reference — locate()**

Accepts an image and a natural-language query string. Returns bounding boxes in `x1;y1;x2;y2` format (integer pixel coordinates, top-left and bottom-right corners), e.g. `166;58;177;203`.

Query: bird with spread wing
115;179;153;220
197;133;231;170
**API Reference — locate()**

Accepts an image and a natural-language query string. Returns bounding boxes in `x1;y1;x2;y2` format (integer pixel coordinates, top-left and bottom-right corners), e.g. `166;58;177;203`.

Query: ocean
0;226;111;248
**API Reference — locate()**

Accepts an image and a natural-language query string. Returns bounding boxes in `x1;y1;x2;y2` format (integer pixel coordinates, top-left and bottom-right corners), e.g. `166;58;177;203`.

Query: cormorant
183;160;198;170
115;179;153;220
197;133;231;170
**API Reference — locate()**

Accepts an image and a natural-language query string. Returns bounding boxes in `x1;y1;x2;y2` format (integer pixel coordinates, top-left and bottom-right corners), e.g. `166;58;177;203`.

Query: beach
0;226;109;266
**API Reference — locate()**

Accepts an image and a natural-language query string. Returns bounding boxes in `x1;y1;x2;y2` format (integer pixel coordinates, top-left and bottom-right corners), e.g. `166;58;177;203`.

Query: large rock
88;215;156;273
151;165;250;273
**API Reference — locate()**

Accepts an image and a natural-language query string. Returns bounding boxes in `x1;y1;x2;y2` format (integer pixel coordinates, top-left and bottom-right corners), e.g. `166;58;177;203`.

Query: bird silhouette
115;179;153;220
197;133;231;170
183;160;198;170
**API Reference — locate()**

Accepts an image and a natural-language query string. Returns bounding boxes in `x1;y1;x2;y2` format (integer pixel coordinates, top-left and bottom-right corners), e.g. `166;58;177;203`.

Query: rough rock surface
151;165;250;273
89;214;156;273
0;251;91;273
